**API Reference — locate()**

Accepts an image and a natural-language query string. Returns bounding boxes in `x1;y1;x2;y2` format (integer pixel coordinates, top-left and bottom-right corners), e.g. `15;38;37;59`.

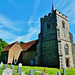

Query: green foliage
0;38;8;60
19;41;25;44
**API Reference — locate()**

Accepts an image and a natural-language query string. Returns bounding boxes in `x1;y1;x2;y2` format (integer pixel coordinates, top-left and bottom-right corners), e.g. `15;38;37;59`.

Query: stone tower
36;3;74;69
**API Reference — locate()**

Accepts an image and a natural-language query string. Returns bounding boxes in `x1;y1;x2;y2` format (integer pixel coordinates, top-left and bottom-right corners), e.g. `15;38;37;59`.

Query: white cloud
14;20;39;25
28;0;41;25
34;0;41;14
73;34;75;43
8;0;16;5
58;0;67;10
8;0;23;8
0;29;18;39
0;13;40;44
0;14;19;31
9;26;39;44
70;18;75;24
56;0;64;9
63;1;75;13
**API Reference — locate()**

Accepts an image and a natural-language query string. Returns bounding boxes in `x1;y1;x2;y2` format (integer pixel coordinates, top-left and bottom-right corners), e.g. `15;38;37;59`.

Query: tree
19;41;25;44
0;38;8;60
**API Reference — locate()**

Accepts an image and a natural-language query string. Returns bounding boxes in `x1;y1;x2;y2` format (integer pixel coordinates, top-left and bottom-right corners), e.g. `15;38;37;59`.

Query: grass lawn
0;64;75;75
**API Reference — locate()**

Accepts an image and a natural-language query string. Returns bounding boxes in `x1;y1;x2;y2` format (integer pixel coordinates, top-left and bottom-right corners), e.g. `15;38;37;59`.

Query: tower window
47;23;50;29
64;44;69;55
62;21;65;28
57;29;60;38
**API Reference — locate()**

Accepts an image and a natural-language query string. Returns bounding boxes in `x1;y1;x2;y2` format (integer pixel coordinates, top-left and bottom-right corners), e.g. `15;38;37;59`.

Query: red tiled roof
1;42;16;52
20;40;38;51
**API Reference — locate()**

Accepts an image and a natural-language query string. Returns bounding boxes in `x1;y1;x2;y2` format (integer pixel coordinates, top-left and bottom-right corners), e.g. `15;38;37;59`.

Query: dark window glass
62;21;65;28
64;44;69;55
47;23;50;29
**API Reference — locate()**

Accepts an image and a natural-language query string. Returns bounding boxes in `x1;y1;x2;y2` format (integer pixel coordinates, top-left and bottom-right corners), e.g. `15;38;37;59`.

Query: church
1;3;75;69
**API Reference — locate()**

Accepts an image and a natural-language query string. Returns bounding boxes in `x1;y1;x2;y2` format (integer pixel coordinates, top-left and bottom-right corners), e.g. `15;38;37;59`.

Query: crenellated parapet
56;10;68;21
40;10;68;22
40;11;55;22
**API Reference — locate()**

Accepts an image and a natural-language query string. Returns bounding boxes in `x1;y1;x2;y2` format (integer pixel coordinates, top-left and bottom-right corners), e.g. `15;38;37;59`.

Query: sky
0;0;75;44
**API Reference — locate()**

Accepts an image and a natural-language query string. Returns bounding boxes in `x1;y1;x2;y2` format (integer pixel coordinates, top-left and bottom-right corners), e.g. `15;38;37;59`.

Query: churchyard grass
0;64;75;75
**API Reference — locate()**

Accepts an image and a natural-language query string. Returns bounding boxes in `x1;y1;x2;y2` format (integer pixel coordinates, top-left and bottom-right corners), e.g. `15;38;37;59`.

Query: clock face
2;68;12;75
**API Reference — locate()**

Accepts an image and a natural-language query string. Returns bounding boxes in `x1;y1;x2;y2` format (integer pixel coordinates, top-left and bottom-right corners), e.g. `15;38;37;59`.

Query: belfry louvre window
64;44;69;55
62;21;65;28
57;29;60;38
47;23;50;29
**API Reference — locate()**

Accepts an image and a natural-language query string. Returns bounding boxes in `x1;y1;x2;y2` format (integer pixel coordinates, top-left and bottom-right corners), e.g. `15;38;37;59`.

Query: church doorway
65;58;70;68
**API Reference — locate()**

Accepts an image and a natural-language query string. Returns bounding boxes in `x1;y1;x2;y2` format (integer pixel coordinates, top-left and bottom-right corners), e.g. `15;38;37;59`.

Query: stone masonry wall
72;45;75;67
22;50;36;65
56;10;74;68
41;40;59;67
37;11;59;68
8;42;22;64
1;51;8;64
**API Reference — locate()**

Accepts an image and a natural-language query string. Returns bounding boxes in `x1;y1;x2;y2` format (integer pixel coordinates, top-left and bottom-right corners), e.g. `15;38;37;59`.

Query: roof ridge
20;40;38;51
1;41;18;52
21;39;38;45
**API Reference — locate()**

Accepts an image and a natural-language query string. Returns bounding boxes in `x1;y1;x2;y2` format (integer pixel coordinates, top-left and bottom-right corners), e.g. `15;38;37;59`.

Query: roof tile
20;40;38;51
1;42;16;52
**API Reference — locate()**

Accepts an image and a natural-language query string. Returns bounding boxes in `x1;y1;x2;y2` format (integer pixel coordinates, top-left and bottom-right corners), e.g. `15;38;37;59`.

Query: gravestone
18;63;22;73
19;63;22;67
57;71;61;75
5;64;7;68
63;68;66;75
11;65;14;69
0;64;1;68
30;69;34;75
1;61;3;66
2;68;12;75
18;67;22;73
21;72;25;75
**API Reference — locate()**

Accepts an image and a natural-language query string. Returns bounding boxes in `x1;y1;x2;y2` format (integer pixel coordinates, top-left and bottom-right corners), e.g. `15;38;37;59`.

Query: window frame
47;23;50;29
64;44;69;55
62;21;65;28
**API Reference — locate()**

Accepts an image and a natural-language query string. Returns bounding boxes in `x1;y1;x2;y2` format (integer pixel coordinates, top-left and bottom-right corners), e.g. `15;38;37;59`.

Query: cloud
8;0;16;5
73;34;75;43
15;20;39;24
0;14;19;31
63;1;75;13
70;18;75;24
57;0;67;10
0;29;18;40
8;0;22;8
56;0;64;9
0;13;40;44
34;0;41;14
9;26;39;44
57;1;75;24
28;0;41;25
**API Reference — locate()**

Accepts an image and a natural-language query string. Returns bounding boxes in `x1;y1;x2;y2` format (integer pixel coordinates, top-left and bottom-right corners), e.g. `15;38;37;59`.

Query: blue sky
0;0;75;44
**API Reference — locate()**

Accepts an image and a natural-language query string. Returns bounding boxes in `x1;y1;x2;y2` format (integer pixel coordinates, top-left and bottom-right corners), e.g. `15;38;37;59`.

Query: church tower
36;3;74;69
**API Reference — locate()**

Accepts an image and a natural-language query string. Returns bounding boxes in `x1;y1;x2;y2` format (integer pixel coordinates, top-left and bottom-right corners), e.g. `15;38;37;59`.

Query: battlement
41;10;68;22
56;10;68;21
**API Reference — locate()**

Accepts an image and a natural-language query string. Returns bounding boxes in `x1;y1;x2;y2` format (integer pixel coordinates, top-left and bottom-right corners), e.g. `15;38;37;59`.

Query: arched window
47;23;50;29
62;21;65;28
64;44;69;55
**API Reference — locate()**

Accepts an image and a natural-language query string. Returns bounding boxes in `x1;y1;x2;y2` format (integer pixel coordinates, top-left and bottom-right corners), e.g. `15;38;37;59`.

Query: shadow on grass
61;73;63;75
